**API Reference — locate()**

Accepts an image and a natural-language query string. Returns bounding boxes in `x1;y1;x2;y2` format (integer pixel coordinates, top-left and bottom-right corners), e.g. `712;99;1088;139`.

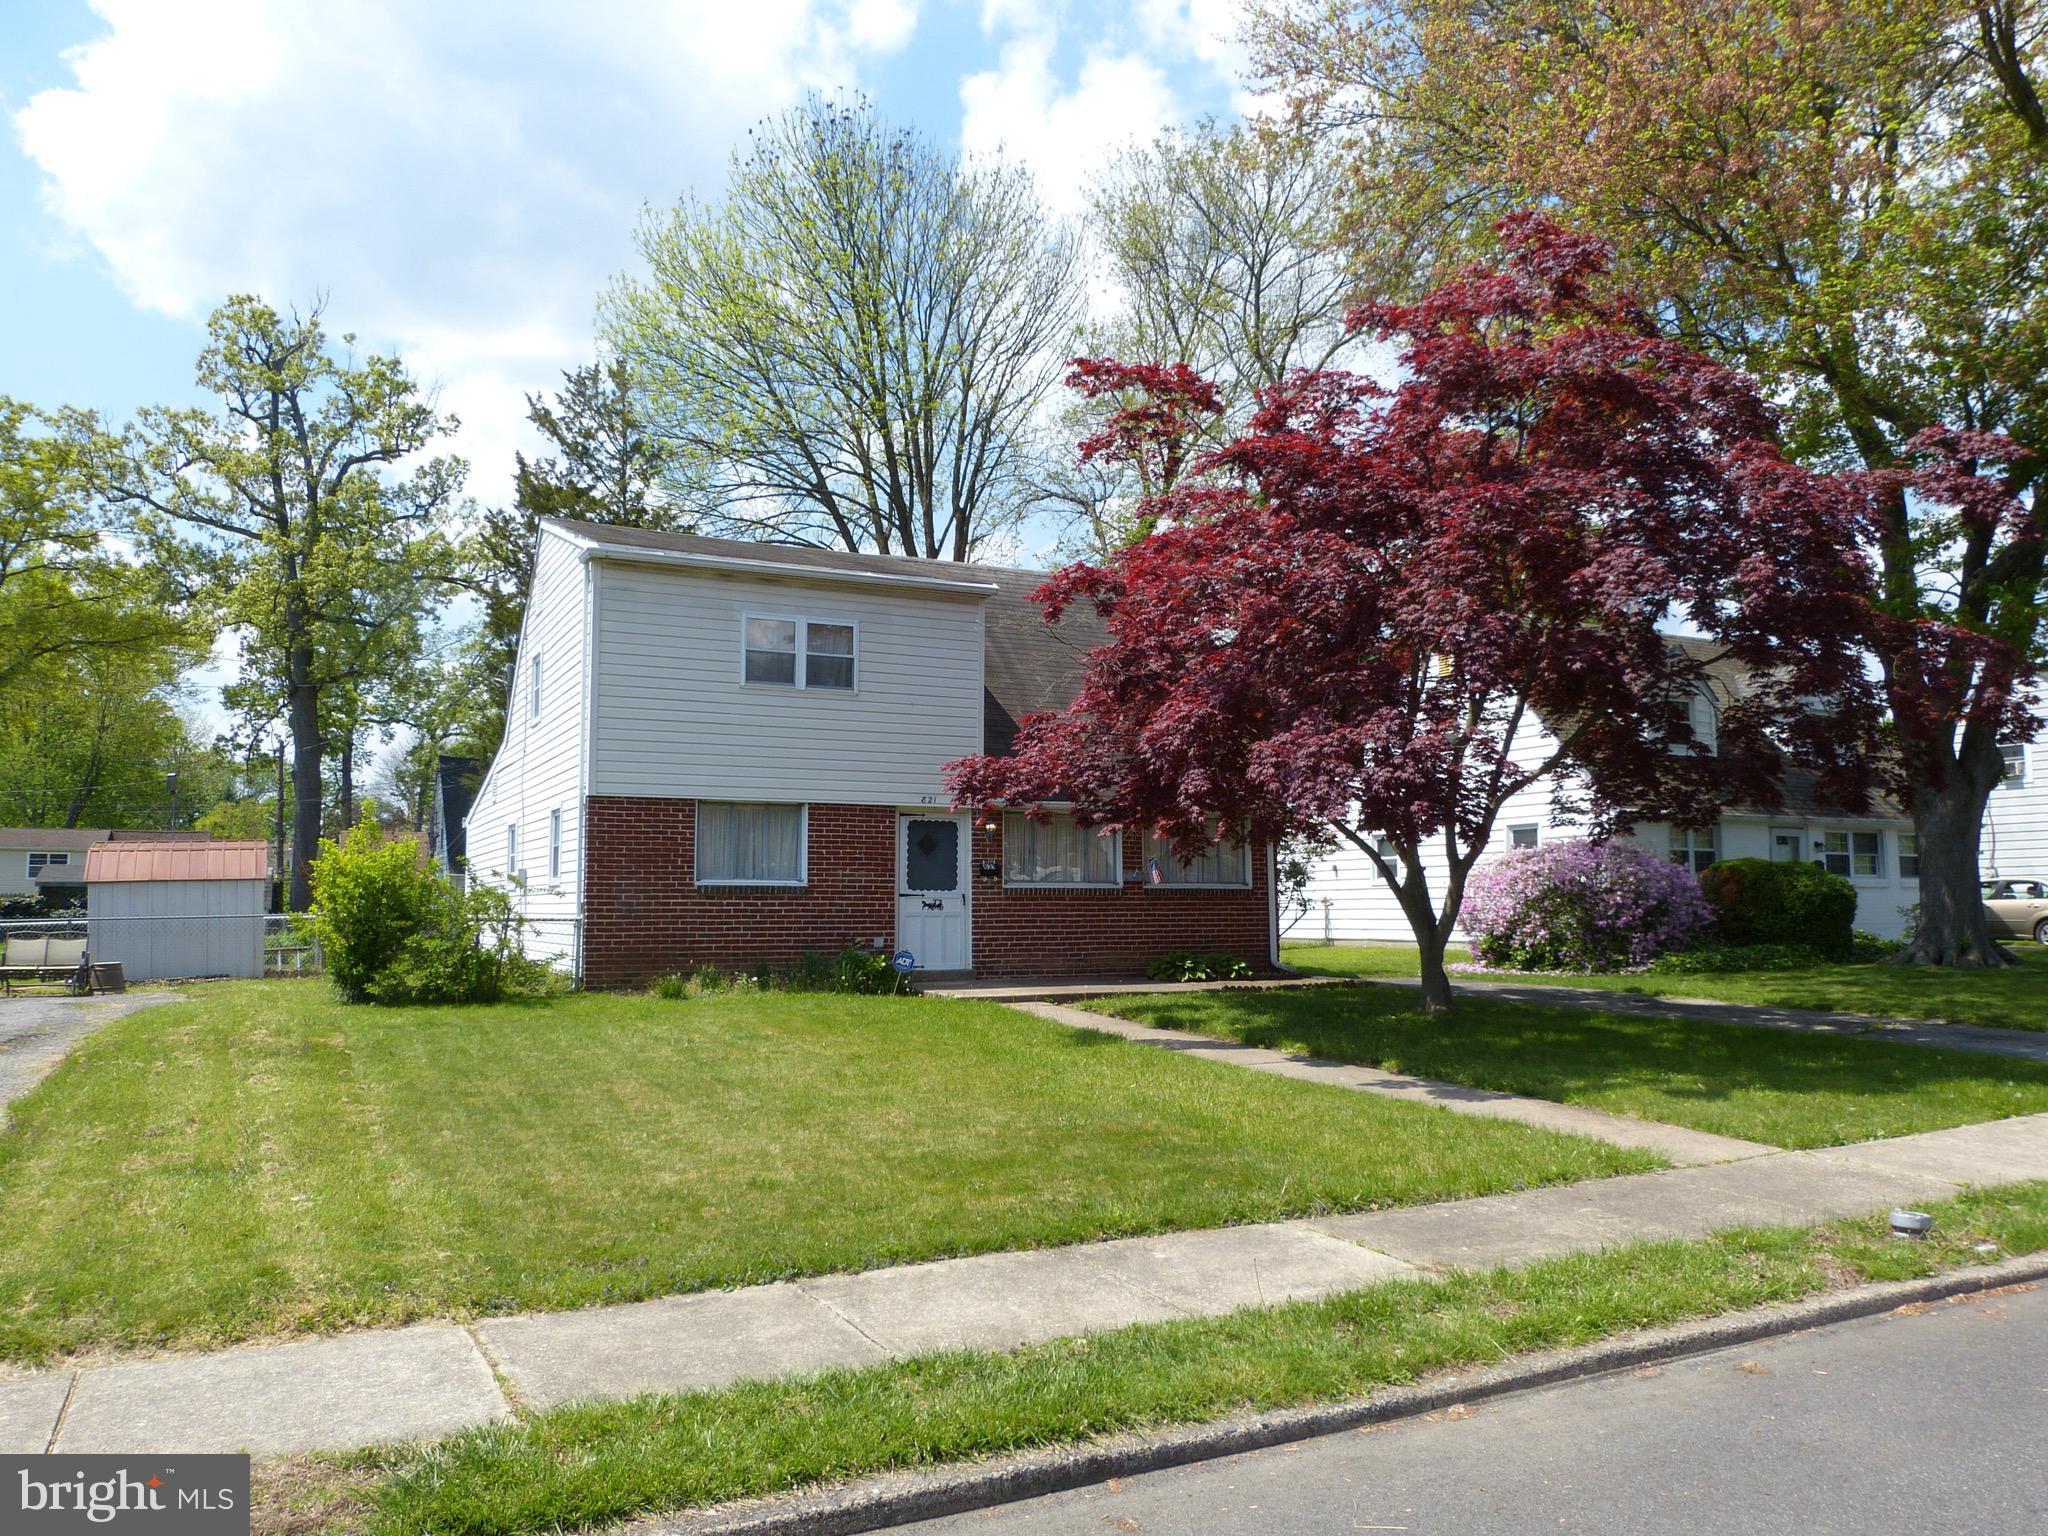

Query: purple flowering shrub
1462;838;1715;972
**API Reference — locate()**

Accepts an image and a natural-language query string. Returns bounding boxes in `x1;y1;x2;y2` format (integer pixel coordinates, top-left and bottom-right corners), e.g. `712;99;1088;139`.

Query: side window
1509;825;1539;849
1999;743;2027;788
548;808;562;879
506;823;519;877
742;615;857;690
1898;832;1919;879
529;646;542;720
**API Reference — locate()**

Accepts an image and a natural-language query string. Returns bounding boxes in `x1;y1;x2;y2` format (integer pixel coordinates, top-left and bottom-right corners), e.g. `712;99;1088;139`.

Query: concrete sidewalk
3;1109;2042;1462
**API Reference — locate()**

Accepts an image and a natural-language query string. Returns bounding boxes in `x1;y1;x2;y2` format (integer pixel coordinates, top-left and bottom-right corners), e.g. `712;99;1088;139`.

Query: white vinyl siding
1003;811;1121;887
592;564;983;805
462;523;590;970
696;802;806;885
1144;826;1251;888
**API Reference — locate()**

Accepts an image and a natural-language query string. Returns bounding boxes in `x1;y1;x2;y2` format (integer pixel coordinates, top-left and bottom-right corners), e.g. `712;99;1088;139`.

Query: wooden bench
0;935;89;995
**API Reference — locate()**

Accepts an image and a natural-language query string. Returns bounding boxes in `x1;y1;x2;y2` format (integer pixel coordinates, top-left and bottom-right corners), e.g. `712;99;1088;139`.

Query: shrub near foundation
1699;857;1856;957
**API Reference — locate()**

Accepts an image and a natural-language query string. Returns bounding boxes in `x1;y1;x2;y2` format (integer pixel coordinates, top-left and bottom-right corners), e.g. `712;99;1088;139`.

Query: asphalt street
906;1281;2048;1535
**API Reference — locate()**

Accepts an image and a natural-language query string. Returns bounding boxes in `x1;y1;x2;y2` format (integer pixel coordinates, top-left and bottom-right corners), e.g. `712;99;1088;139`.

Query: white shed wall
87;878;266;979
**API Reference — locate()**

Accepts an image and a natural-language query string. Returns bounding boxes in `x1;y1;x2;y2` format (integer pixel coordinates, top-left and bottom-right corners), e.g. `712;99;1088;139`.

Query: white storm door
1769;827;1805;864
897;813;970;971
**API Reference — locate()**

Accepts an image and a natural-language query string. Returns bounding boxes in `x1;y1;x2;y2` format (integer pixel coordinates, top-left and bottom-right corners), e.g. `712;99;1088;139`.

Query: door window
904;819;960;892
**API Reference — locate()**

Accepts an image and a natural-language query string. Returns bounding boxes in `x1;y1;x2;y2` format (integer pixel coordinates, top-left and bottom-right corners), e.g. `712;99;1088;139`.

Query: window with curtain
742;614;857;690
696;802;806;884
1669;825;1717;873
1003;811;1121;886
1144;825;1251;887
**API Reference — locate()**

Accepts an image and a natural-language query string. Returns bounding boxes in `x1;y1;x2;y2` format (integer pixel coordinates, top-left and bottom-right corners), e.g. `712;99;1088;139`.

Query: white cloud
959;35;1179;217
12;0;920;503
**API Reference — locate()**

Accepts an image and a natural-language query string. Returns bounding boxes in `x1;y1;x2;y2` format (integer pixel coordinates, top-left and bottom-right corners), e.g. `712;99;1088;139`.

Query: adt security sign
890;949;917;974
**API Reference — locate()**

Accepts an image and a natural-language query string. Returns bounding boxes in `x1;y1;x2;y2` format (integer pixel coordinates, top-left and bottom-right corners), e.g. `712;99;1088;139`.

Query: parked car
1981;878;2048;943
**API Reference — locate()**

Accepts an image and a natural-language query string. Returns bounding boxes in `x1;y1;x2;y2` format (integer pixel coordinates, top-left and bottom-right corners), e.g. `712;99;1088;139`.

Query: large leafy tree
453;359;689;763
1247;0;2048;966
949;219;1879;1012
1048;122;1361;553
607;94;1081;560
99;298;461;911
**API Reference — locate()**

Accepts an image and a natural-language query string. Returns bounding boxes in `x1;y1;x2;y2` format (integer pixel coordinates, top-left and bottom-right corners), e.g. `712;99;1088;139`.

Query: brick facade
580;795;1275;988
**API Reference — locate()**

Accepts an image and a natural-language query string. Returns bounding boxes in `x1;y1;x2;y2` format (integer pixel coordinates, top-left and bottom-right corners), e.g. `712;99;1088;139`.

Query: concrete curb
630;1251;2048;1536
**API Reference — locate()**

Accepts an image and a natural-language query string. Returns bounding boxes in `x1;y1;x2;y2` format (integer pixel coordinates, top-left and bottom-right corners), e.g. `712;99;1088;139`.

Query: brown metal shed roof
83;840;270;883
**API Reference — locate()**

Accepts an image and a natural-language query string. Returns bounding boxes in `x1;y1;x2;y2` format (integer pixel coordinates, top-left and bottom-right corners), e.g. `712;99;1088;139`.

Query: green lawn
0;981;1653;1364
1283;940;2048;1031
1088;984;2048;1149
264;1185;2048;1536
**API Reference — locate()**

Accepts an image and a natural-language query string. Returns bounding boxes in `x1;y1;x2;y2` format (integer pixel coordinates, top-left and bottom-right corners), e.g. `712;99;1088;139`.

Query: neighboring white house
464;519;1278;987
1300;655;1924;945
1983;731;2048;880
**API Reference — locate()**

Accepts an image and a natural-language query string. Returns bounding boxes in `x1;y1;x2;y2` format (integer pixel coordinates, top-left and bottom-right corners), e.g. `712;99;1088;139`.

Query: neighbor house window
529;647;542;720
1003;811;1121;887
742;615;857;690
1669;825;1718;873
1509;825;1539;849
548;808;562;879
25;851;68;878
1898;831;1919;879
1999;743;2027;787
1144;824;1252;888
696;802;806;885
505;823;518;877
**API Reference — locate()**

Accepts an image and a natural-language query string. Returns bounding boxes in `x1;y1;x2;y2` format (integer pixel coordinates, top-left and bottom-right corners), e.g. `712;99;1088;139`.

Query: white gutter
569;538;1001;598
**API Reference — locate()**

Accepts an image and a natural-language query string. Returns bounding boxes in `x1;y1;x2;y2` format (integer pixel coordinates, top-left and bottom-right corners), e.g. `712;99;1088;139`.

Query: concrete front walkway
1372;974;2048;1063
1013;1000;1776;1166
3;1110;2043;1461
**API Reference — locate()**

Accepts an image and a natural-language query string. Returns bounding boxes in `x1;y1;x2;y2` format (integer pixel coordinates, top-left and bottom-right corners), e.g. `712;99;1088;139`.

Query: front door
897;812;970;972
1769;827;1806;864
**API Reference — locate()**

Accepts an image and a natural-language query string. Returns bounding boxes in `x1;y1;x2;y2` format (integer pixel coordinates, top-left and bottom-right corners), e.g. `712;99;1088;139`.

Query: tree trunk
1413;927;1454;1012
287;672;322;914
1895;773;2012;967
339;738;355;833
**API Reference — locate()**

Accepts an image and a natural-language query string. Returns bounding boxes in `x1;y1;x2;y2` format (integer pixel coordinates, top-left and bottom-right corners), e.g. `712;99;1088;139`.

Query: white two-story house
1302;646;1924;946
465;518;1279;987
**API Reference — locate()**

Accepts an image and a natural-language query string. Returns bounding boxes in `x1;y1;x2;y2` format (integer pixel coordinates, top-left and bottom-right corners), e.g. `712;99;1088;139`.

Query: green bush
1147;950;1255;983
309;821;557;1006
1847;929;1906;963
1645;942;1832;974
1697;857;1857;958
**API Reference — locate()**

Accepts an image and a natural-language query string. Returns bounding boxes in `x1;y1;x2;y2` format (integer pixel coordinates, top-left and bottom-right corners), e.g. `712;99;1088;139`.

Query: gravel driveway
0;991;181;1119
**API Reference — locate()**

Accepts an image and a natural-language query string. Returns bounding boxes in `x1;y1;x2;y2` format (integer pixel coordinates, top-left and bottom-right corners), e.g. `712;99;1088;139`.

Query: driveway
0;991;180;1119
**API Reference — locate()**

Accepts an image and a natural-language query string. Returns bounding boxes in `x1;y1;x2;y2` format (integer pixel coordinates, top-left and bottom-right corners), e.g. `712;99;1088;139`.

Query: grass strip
1281;941;2048;1032
1088;984;2048;1149
263;1184;2048;1536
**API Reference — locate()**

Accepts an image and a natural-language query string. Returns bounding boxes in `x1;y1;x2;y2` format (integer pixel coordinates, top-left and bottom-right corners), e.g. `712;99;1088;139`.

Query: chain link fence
1;912;583;986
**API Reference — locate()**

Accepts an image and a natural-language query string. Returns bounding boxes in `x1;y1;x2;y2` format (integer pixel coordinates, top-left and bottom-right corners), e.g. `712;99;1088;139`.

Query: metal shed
84;840;270;981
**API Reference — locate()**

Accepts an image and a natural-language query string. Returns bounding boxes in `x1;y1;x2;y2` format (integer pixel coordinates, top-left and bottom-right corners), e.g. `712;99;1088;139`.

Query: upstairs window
26;851;68;878
1999;743;2027;788
1144;824;1252;888
1669;688;1718;755
1003;811;1121;887
743;615;857;691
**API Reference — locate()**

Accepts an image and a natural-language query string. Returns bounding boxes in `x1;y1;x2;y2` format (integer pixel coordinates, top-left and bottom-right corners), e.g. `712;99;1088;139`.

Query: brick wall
968;817;1274;977
582;797;895;989
581;797;1275;988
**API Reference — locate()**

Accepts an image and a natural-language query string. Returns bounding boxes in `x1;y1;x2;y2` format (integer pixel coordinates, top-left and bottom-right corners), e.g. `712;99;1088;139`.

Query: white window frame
25;851;69;878
1001;809;1123;889
739;611;860;693
694;801;809;887
1998;743;2027;788
1508;825;1539;850
505;823;519;877
1820;829;1851;877
1851;829;1883;879
529;646;542;720
1898;831;1919;879
548;808;562;879
1669;825;1718;873
1142;825;1253;889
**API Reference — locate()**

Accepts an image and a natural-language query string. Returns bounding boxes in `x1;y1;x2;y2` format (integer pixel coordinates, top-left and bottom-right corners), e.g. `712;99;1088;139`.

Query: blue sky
1;0;1251;516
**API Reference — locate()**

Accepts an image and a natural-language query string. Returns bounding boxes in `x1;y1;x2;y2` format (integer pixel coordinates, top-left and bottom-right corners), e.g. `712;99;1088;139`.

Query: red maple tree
948;216;1882;1011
